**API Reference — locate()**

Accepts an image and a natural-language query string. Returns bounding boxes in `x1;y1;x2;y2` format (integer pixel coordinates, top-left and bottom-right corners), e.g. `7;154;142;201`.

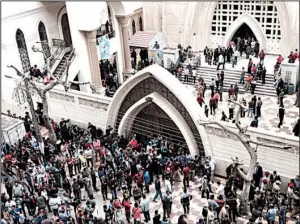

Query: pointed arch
61;13;72;47
118;92;199;155
132;19;136;35
38;21;51;60
106;64;212;156
15;29;31;73
139;16;143;31
223;14;266;50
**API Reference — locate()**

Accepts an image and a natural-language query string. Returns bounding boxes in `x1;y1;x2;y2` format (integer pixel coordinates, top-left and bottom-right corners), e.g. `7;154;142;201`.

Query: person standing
240;97;247;118
267;204;278;224
153;176;163;202
181;188;193;215
132;202;142;224
162;191;172;219
256;97;263;117
240;67;245;84
229;101;235;120
217;53;225;71
278;105;285;128
259;49;266;65
141;194;150;223
247;58;253;73
183;164;190;188
261;66;267;84
197;94;205;107
210;78;215;97
279;88;285;107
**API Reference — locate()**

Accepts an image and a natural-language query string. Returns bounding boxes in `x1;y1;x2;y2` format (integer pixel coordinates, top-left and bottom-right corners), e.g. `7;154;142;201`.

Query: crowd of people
1;105;300;224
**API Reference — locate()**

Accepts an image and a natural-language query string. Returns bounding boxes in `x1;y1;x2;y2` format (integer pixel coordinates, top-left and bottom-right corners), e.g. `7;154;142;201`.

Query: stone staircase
52;51;71;77
185;65;277;97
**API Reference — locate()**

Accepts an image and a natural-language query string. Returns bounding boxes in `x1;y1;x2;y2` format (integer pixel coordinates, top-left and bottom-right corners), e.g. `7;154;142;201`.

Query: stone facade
143;1;299;55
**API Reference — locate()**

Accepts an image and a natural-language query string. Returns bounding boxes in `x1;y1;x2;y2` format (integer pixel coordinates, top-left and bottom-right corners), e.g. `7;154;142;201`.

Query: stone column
119;18;132;71
86;30;102;92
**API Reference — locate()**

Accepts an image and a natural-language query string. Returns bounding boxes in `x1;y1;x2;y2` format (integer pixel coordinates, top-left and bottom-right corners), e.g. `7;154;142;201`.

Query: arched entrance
61;13;72;47
106;64;212;156
231;23;256;42
184;1;290;54
38;21;51;61
222;13;266;50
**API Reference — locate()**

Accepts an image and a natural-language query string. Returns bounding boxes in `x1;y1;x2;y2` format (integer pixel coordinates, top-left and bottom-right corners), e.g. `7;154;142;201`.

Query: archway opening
131;103;188;152
231;23;257;43
61;13;72;47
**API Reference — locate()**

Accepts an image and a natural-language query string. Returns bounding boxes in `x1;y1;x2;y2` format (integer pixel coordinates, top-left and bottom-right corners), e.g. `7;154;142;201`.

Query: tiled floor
186;85;299;137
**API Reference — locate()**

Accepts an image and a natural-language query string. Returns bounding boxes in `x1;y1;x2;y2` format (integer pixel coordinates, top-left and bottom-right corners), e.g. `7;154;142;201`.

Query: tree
198;99;293;215
6;66;43;144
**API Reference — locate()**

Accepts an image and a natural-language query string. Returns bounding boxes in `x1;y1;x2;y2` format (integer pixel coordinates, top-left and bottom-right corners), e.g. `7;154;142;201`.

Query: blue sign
97;35;111;60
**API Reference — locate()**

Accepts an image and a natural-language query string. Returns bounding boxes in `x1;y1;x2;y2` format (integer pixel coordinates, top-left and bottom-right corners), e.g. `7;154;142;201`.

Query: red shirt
122;200;131;213
5;154;13;162
134;173;143;184
197;96;204;104
183;167;190;177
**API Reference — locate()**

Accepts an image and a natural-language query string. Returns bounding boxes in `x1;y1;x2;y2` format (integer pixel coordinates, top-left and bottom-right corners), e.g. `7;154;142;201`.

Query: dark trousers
87;158;93;167
217;62;224;70
262;74;266;84
183;204;190;214
143;210;151;222
210;86;214;97
201;189;210;199
183;177;189;188
256;106;261;117
278;116;284;128
229;108;234;119
68;166;73;177
101;188;108;200
229;206;237;222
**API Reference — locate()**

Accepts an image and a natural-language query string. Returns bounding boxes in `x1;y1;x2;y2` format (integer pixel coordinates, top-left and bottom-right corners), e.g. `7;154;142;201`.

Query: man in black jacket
181;188;193;214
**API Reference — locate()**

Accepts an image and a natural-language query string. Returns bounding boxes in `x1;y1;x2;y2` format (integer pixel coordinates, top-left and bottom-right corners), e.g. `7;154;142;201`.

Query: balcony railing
49;39;66;69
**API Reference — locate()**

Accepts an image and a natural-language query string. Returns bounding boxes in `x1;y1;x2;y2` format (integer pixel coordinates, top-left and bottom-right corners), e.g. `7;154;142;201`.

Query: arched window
139;17;143;31
61;13;73;47
132;20;136;35
16;29;31;73
38;22;51;61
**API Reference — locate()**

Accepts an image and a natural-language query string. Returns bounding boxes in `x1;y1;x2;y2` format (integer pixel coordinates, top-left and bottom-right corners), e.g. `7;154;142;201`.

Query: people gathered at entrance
1;108;300;224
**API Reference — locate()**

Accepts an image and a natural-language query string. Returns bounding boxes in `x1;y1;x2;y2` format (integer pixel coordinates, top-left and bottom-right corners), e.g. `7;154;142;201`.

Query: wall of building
127;9;143;38
143;1;299;55
1;2;65;101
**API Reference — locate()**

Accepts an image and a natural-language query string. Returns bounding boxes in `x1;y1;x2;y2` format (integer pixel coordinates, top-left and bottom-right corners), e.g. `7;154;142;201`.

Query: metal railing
49;40;66;69
55;48;75;78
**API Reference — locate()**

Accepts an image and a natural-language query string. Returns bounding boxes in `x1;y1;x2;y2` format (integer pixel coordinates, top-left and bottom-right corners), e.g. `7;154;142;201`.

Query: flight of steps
52;51;71;77
185;65;277;97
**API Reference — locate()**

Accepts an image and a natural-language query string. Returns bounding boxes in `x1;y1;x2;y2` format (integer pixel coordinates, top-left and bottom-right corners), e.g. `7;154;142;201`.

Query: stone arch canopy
118;92;199;156
183;2;291;54
106;64;212;156
222;13;266;49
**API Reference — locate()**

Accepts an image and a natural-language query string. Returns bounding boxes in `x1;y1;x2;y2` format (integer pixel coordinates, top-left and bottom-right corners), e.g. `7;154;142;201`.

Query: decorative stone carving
49;92;75;103
78;97;108;110
205;126;251;140
257;137;299;155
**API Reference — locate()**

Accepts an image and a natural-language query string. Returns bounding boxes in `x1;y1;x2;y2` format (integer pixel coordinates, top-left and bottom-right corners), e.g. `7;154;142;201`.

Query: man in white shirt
84;148;93;168
141;194;151;222
215;181;225;199
49;194;62;215
208;156;216;181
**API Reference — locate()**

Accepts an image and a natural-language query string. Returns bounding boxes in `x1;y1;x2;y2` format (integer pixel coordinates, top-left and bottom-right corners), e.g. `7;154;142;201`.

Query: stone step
197;71;275;82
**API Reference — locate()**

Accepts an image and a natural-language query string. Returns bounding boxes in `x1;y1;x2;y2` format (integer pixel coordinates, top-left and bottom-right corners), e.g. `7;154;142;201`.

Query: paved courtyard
187;85;299;136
